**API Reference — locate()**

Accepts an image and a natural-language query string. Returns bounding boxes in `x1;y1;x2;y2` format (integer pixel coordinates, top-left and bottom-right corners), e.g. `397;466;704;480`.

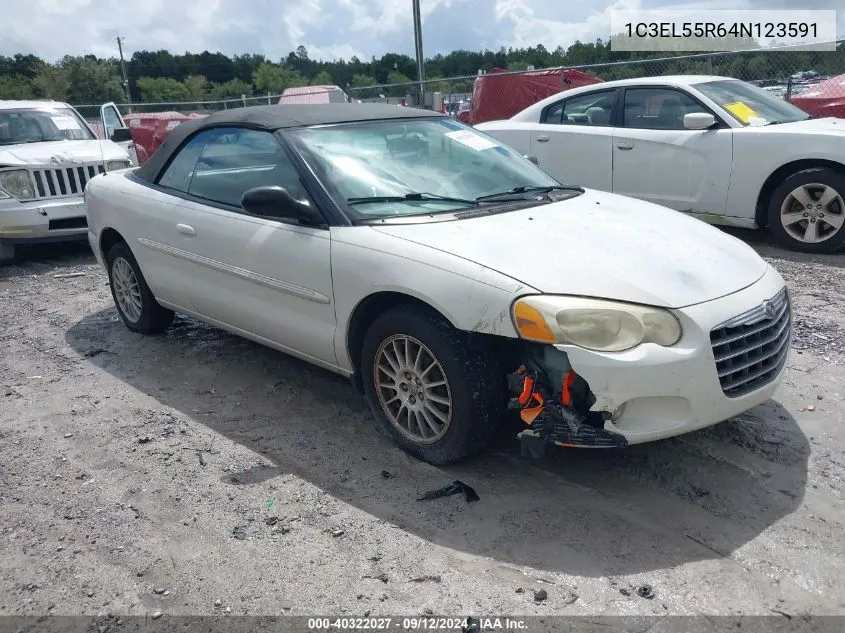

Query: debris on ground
380;470;393;479
410;575;441;583
417;480;479;503
54;272;86;279
533;588;548;603
264;517;278;526
362;573;389;583
637;585;655;599
232;526;248;540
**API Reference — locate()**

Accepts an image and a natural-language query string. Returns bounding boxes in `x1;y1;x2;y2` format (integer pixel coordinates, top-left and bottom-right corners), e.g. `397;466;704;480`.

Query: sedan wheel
112;256;143;323
769;167;845;254
360;304;505;464
106;241;174;334
373;334;452;444
779;183;844;245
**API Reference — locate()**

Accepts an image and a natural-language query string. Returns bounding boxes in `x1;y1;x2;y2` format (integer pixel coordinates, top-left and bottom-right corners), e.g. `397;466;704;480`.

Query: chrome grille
710;287;791;398
30;163;104;200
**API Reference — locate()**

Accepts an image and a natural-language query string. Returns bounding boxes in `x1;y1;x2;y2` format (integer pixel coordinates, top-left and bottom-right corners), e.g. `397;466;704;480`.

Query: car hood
371;189;768;309
765;117;845;135
0;140;126;167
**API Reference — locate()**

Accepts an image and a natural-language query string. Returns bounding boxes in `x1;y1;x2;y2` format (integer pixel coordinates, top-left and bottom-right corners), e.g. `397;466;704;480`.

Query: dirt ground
1;231;843;620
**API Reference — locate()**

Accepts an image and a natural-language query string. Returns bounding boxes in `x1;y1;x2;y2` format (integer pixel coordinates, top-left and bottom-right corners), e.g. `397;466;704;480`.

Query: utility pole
412;0;425;105
116;35;132;111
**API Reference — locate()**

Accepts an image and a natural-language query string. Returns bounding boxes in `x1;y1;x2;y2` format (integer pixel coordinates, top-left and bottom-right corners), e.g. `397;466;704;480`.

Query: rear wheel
360;305;505;465
0;242;14;266
106;241;174;334
768;167;845;253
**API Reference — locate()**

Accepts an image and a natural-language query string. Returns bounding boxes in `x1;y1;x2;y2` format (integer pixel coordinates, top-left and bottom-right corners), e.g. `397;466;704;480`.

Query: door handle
176;224;196;237
616;142;634;150
536;135;550;143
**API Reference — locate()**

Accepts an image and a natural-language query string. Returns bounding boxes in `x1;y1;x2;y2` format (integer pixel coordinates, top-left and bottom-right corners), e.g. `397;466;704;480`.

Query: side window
188;128;304;208
103;106;122;138
541;91;616;126
157;130;211;193
623;88;709;130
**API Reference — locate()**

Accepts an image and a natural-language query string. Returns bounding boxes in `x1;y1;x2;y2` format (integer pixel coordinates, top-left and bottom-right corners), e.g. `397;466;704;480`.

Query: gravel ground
1;236;844;620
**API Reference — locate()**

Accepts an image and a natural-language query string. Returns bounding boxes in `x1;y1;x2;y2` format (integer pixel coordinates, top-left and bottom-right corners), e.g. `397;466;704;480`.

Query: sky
1;0;842;63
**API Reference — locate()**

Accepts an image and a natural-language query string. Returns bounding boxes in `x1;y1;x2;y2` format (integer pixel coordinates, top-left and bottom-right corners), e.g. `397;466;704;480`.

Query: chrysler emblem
761;300;776;319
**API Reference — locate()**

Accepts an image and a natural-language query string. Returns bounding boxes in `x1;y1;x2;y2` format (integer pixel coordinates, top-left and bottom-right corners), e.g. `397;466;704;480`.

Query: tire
767;167;845;254
0;242;14;266
360;304;505;465
106;241;174;334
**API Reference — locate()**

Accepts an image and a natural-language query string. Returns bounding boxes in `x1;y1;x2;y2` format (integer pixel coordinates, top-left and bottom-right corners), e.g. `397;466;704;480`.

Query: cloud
0;0;841;63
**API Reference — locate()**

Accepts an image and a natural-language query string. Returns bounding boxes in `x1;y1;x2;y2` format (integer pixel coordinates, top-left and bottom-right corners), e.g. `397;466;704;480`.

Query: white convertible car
475;75;845;253
84;104;791;464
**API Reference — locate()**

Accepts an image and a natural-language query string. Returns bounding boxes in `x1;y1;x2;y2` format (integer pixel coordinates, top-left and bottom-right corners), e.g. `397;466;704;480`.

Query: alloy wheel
779;182;845;244
373;334;453;444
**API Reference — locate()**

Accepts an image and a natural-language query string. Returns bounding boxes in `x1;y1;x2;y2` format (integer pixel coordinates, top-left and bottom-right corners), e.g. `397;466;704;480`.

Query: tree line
1;38;844;105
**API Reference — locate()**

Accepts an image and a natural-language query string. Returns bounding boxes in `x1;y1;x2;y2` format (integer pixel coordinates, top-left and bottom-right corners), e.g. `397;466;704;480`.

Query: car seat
585;106;610;126
656;96;686;129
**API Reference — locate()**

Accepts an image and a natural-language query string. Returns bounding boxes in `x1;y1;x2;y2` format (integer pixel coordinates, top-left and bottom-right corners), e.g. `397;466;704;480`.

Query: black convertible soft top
134;103;446;183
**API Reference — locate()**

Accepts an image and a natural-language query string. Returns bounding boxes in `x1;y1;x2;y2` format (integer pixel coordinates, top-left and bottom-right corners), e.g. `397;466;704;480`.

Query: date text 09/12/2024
623;21;818;39
307;617;528;631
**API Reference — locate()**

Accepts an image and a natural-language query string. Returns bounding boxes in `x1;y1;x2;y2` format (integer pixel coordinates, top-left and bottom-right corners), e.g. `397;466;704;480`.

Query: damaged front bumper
507;266;790;454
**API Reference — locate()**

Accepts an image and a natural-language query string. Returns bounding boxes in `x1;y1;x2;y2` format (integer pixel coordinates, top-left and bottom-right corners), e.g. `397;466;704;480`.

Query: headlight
0;169;35;200
106;160;131;172
512;295;682;352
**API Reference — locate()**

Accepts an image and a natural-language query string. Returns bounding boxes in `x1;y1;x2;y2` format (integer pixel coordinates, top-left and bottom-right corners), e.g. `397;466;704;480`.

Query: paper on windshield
445;129;497;151
52;116;82;130
723;101;763;125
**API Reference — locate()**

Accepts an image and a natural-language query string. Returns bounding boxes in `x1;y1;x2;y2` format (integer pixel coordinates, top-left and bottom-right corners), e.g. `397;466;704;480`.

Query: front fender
330;227;535;372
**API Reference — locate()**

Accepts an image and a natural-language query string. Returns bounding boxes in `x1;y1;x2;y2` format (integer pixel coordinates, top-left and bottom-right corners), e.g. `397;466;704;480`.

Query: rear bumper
562;265;789;445
0;198;88;244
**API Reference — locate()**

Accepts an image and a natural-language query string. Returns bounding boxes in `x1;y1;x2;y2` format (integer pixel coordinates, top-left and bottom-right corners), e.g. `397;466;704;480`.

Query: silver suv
0;100;133;264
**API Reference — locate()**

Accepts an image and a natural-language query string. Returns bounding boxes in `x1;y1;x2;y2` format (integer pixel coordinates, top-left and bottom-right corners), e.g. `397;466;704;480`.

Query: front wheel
106;241;174;334
768;167;845;254
360;305;505;465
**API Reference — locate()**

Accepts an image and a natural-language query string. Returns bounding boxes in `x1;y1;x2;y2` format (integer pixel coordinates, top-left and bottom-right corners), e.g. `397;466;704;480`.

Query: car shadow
0;240;94;282
65;309;809;577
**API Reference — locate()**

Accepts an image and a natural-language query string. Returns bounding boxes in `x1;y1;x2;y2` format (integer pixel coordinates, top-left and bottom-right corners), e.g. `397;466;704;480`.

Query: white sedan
84;104;791;464
475;75;845;254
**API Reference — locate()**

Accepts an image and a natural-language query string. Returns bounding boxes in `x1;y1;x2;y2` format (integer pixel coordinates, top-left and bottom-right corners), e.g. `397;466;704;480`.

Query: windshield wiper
347;192;479;206
475;185;584;202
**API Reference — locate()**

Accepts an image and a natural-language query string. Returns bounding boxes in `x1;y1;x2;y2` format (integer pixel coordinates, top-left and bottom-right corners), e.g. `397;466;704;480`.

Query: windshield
695;79;810;126
288;118;561;217
0;107;95;145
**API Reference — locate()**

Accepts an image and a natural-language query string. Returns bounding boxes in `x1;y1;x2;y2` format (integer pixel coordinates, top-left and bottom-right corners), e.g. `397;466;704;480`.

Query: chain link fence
73;93;286;123
348;40;845;121
73;41;845;126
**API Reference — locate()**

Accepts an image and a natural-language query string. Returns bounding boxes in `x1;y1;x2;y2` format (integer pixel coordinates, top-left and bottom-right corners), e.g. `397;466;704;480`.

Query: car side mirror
110;127;133;143
683;112;717;130
241;186;322;225
524;154;539;165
